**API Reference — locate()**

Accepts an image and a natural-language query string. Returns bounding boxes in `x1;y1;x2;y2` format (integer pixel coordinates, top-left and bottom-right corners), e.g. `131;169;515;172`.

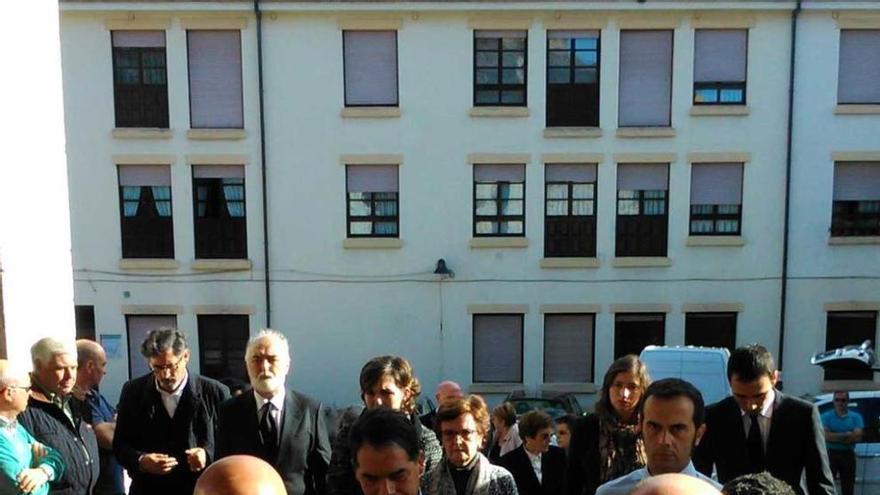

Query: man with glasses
821;391;864;495
73;339;124;495
20;337;100;495
114;328;230;495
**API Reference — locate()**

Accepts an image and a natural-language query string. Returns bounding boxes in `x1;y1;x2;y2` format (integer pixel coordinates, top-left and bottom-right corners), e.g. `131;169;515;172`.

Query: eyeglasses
441;429;477;441
833;398;849;403
150;357;185;374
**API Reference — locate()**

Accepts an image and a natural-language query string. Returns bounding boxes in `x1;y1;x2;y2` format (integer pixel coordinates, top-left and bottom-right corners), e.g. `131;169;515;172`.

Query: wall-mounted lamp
434;258;454;278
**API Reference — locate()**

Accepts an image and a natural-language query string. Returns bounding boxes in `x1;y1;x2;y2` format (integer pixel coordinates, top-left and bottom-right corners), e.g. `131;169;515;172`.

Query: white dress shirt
595;461;722;495
156;373;188;418
740;388;775;450
525;448;543;483
254;389;286;427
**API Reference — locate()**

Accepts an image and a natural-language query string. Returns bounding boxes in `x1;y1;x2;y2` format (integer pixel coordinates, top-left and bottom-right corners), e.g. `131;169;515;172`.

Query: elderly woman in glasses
424;395;518;495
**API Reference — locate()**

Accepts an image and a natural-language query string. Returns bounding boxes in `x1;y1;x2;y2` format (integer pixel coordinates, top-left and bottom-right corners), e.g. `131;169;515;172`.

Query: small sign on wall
100;334;122;359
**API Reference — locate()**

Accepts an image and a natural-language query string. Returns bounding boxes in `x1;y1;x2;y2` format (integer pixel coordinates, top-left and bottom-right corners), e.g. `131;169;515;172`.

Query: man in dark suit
499;410;565;495
113;328;230;495
694;345;834;495
216;329;331;495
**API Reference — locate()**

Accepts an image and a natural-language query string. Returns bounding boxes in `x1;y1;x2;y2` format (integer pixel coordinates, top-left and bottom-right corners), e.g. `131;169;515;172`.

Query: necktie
260;402;278;459
747;412;764;472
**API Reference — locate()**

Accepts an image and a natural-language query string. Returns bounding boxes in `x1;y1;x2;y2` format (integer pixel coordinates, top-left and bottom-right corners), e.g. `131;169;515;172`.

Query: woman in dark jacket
566;355;650;495
327;355;442;495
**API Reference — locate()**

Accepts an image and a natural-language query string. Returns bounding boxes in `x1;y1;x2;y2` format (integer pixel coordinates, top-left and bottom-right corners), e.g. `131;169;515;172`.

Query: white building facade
57;0;880;407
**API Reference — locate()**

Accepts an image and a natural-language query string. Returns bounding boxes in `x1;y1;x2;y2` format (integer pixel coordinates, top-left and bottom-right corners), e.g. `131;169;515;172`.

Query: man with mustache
596;378;721;495
216;329;331;495
113;328;230;494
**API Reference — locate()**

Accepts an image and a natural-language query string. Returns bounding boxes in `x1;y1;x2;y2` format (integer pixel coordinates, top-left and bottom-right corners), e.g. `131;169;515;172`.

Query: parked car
639;345;732;406
814;391;880;495
504;391;584;420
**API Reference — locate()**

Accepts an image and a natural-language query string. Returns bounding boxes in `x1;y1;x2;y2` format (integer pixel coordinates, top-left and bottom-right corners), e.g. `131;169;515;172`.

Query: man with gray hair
216;329;331;495
19;336;100;495
113;327;230;495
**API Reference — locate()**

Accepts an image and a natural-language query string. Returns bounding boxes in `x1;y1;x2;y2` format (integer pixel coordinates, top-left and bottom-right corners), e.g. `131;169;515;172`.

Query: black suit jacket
694;392;835;495
216;389;331;495
500;445;566;495
113;373;230;495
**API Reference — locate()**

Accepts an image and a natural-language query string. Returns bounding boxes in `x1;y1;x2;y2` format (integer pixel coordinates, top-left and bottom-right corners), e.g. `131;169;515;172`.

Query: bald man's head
629;473;721;495
75;339;107;389
434;381;463;404
194;455;286;495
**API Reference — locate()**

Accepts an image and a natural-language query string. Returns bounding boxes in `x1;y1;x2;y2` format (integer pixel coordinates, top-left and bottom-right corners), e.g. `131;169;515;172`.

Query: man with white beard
216;329;331;495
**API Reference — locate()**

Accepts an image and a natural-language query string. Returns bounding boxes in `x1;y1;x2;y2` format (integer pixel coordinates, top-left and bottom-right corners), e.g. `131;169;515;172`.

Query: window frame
544;179;597;257
615;188;669;257
473;174;526;238
185;29;244;129
472;313;524;384
118;183;175;259
824;311;878;381
837;29;880;105
192;175;248;259
689;204;742;236
613;313;666;359
831;200;880;237
345;166;400;238
342;30;400;108
197;314;250;383
542;313;596;383
473;32;528;107
545;32;600;127
111;39;169;128
684;312;737;353
692;29;748;106
617;29;673;128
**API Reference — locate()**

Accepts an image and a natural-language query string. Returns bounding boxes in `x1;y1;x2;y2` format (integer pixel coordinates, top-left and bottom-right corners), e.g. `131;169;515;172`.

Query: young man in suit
113;328;230;495
693;345;834;495
350;408;426;495
499;410;565;495
215;329;331;495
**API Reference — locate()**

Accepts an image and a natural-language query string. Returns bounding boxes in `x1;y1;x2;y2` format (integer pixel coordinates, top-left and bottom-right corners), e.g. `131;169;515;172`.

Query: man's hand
31;442;47;463
17;468;49;493
138;453;178;474
185;447;207;472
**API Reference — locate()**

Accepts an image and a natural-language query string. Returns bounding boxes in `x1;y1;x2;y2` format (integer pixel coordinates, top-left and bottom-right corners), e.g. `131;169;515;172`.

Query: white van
639;346;732;406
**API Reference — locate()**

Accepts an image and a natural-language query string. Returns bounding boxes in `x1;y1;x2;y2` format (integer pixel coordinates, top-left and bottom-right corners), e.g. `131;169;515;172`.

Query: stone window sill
112;128;172;139
187;129;246;140
616;127;676;138
821;380;880;392
341;107;401;118
543;127;602;138
119;259;179;270
540;383;597;394
469;237;529;249
828;236;880;245
343;238;403;249
686;236;745;247
191;259;252;271
834;104;880;115
611;257;672;268
689;106;750;116
469;107;529;118
468;383;526;394
539;257;600;268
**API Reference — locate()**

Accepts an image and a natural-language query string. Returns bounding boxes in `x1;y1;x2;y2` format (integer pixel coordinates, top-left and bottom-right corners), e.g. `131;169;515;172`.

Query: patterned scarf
597;414;646;483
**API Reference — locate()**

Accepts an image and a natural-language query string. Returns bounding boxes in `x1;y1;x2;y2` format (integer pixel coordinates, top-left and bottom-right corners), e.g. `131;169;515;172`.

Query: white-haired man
0;359;65;495
19;337;100;494
216;329;331;495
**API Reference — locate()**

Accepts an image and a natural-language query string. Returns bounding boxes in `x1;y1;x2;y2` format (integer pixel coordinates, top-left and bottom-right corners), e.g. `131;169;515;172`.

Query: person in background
566;355;650;495
424;395;517;495
596;378;720;495
350;408;426;495
0;359;64;495
499;410;565;495
193;455;286;495
721;472;797;495
20;337;99;495
553;415;575;453
218;377;249;397
488;402;521;464
820;390;864;495
694;345;834;495
114;328;230;495
328;355;441;495
422;381;464;432
72;339;124;495
216;329;330;495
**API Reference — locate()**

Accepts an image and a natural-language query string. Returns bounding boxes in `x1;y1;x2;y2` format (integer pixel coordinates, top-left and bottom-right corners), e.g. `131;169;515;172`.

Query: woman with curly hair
328;355;442;495
566;355;650;495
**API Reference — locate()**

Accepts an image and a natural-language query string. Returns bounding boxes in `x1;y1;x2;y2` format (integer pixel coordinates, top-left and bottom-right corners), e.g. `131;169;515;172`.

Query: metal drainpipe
254;0;271;327
779;0;802;374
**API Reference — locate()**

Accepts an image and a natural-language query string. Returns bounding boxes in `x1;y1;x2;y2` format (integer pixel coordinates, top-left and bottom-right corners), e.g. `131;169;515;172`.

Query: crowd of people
0;327;862;495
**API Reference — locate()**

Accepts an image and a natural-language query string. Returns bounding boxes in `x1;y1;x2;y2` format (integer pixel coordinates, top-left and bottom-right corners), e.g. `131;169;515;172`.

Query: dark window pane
501;38;525;50
825;312;877;381
197;315;249;383
476;52;499;67
120;185;174;258
500;90;525;104
685;313;737;353
548;68;570;84
574;38;598;50
192;178;247;259
614;314;665;358
476;38;498;50
475;90;499;104
502;69;525;84
548;51;570;66
575;51;597;67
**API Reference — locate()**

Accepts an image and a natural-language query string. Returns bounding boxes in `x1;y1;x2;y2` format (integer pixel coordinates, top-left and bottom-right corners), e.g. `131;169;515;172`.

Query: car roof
814;390;880;405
